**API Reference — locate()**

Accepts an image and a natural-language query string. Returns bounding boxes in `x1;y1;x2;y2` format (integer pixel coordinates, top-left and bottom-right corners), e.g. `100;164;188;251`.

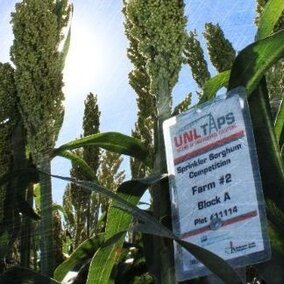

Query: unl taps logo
173;112;235;149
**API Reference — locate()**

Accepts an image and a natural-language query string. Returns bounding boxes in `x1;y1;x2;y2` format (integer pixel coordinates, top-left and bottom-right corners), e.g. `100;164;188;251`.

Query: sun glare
63;23;105;95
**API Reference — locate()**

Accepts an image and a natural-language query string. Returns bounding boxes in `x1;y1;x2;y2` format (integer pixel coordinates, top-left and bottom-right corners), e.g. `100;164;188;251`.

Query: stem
86;200;90;237
8;119;27;256
38;157;54;276
20;185;33;268
152;75;175;284
248;80;284;282
249;80;284;206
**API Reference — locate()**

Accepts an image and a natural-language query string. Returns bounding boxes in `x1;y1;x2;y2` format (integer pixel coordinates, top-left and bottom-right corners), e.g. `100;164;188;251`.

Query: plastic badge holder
163;87;270;282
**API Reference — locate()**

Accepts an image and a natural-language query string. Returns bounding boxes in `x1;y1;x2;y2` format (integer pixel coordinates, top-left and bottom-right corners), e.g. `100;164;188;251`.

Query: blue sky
0;0;256;203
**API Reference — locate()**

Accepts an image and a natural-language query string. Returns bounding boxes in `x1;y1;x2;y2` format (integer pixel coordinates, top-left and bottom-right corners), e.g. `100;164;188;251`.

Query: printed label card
163;88;270;281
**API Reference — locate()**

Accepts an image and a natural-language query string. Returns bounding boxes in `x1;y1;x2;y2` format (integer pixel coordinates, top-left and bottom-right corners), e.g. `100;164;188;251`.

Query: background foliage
0;0;284;283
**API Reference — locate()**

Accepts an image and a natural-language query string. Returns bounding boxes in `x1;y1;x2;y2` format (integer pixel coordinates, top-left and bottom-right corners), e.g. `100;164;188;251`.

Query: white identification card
163;89;270;281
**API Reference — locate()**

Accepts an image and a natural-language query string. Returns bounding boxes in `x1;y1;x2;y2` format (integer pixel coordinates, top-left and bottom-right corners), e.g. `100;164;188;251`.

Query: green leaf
91;227;244;284
54;234;104;282
268;223;284;256
200;0;284;109
51;174;243;283
86;175;167;284
175;239;242;283
248;81;284;212
53;132;147;161
86;236;124;284
264;201;284;281
266;199;284;239
201;70;230;103
50;173;171;284
274;98;284;146
0;230;9;258
247;82;284;284
256;0;284;40
256;236;284;284
228;30;284;94
0;266;60;284
50;173;171;239
256;0;284;149
133;223;243;283
53;150;97;180
52;174;168;284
